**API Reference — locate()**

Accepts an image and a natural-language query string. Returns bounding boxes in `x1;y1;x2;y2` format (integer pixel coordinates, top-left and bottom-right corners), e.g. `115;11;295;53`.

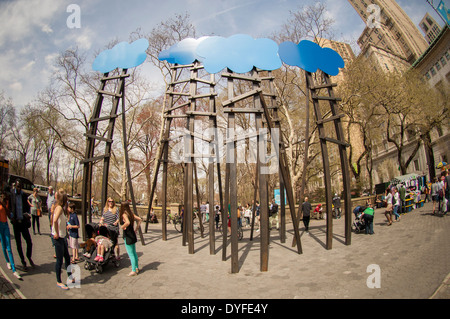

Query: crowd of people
0;181;142;290
1;169;448;290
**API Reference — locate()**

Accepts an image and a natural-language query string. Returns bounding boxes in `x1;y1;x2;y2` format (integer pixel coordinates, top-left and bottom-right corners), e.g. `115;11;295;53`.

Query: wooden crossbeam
189;93;217;99
185;111;217;116
312;94;342;102
222;88;263;107
221;72;261;82
97;90;122;98
89;114;118;123
223;108;263;113
167;91;191;96
316;113;345;125
80;153;110;164
84;133;113;143
101;74;130;81
319;136;350;147
310;83;337;90
164;101;190;113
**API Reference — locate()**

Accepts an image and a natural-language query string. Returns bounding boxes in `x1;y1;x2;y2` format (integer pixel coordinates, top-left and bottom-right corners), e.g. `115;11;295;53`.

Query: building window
425;72;431;80
414;160;420;171
445;51;450;61
385;63;390;71
430;67;436;76
441;57;447;66
436;61;441;71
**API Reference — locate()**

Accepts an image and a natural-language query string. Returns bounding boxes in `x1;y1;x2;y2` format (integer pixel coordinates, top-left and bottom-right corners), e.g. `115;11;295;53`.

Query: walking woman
393;187;401;222
27;187;42;235
101;197;120;260
384;188;393;226
119;201;142;277
431;177;440;215
0;192;22;280
52;189;72;290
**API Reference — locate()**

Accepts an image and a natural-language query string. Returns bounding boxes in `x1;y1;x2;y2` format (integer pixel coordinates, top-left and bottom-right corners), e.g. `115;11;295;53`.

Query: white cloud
9;82;23;92
22;60;36;72
75;30;93;50
0;0;64;46
41;24;54;34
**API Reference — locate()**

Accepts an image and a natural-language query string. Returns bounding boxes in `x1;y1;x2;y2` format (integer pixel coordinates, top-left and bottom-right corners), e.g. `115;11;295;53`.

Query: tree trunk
421;132;436;180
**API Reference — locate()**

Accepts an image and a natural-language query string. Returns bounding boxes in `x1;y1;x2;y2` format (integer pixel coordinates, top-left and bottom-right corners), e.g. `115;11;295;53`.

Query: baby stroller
83;223;120;273
352;206;366;234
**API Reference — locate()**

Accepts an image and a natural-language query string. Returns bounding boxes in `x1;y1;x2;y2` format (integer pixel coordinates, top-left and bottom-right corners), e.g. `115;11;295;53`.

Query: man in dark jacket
300;197;312;233
10;180;34;270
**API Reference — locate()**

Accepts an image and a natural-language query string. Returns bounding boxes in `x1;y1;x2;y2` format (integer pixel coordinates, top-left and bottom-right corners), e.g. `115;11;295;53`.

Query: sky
0;0;445;108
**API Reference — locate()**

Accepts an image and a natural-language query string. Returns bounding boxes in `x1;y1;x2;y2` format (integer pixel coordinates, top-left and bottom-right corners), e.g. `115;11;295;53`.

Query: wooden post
208;73;216;255
226;71;239;273
120;72;145;245
323;73;352;245
306;71;332;249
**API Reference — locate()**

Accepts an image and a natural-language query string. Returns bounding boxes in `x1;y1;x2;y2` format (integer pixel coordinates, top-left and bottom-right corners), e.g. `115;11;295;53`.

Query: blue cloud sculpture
196;34;282;74
278;40;344;76
92;38;149;73
158;37;209;65
157;36;345;76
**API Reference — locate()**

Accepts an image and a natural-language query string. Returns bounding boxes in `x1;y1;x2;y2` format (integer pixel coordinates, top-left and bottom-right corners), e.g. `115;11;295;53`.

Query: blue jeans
0;222;17;272
54;237;71;283
363;214;374;234
393;205;400;220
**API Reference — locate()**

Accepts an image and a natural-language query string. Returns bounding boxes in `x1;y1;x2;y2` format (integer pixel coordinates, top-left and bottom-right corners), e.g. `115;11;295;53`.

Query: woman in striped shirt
100;197;120;260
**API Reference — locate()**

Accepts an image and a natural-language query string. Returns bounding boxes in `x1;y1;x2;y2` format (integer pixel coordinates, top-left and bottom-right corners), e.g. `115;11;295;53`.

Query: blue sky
0;0;445;108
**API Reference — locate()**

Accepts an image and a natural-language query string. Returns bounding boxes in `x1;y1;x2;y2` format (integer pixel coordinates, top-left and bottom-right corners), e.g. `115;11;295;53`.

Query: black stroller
352;206;366;234
83;223;120;273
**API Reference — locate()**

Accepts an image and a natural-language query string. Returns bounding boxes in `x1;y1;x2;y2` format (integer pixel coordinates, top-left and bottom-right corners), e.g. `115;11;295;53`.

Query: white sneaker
6;262;11;270
13;272;23;280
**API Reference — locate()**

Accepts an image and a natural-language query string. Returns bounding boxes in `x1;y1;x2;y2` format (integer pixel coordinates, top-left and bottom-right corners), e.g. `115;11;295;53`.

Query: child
67;202;80;263
94;226;112;262
313;204;324;219
361;201;375;235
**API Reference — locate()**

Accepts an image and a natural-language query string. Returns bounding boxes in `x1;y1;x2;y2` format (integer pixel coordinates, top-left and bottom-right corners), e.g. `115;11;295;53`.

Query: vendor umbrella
436;161;447;169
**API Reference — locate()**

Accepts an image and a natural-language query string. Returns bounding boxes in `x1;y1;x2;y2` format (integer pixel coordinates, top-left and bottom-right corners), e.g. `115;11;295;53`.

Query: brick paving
1;201;449;300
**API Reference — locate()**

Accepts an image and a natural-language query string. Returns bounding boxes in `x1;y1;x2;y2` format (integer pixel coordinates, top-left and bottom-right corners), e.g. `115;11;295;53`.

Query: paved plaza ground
1;201;449;304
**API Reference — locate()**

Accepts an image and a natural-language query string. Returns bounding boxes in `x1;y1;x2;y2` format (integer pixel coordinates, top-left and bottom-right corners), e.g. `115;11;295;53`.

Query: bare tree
272;1;337;202
0;92;15;157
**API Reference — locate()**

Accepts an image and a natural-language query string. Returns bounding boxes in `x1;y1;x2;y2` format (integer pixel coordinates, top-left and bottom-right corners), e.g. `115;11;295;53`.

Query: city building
347;0;449;190
420;12;443;44
411;24;450;174
348;0;429;64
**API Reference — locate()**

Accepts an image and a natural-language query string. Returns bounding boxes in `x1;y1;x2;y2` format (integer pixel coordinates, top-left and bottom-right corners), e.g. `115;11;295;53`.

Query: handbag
37;208;42;217
124;226;137;245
